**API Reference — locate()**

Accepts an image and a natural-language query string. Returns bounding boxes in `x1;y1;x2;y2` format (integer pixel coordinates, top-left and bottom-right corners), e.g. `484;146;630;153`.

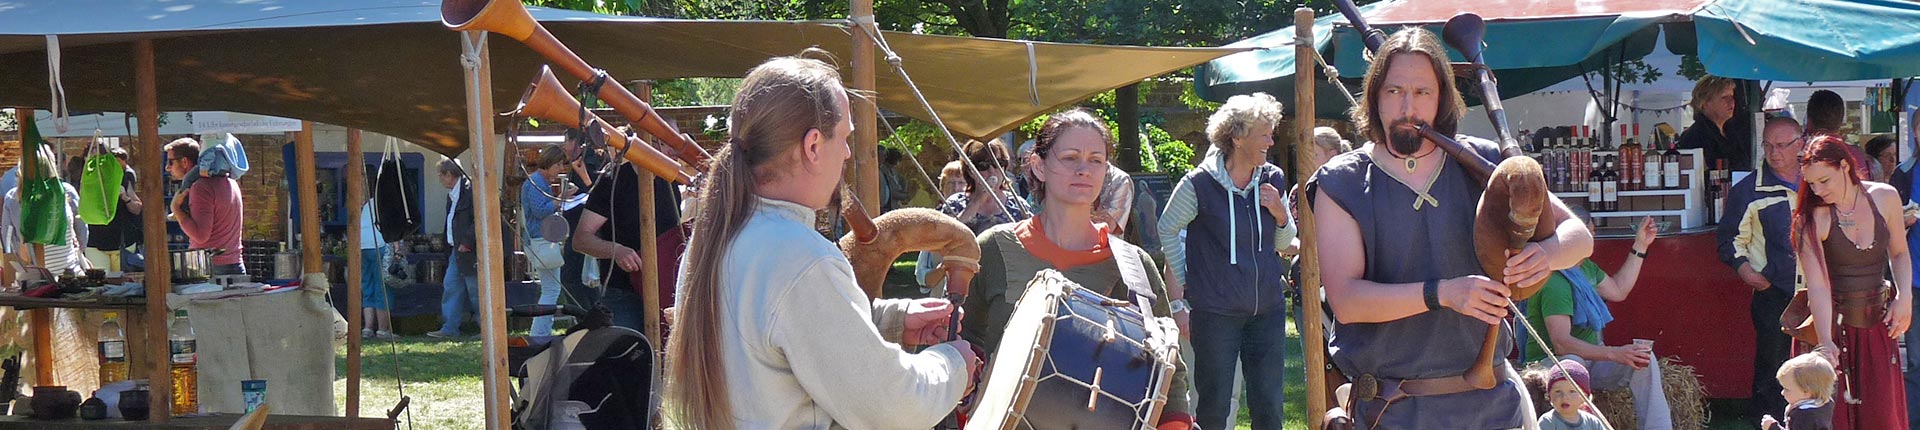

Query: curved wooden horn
443;0;712;170
518;66;694;184
1442;13;1524;160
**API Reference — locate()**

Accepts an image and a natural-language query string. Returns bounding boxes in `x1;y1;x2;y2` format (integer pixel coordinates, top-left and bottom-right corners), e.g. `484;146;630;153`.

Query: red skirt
1795;323;1908;430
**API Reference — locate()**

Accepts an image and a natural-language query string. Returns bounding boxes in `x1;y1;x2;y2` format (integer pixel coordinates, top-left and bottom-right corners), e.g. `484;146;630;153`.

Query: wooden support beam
344;129;365;417
631;81;663;353
133;39;173;423
295;123;321;276
1294;8;1331;430
15;108;53;387
458;30;513;430
850;0;880;214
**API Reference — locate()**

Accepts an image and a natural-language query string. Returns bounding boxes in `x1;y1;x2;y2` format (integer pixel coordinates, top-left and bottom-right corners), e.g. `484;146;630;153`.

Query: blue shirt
520;171;584;242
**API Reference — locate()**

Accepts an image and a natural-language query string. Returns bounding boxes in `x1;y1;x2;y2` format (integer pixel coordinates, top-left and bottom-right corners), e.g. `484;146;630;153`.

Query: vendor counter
1581;226;1755;398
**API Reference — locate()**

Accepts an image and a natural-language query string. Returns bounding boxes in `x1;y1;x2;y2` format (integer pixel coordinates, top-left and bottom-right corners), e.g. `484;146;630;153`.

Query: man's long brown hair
664;49;848;430
1350;27;1466;147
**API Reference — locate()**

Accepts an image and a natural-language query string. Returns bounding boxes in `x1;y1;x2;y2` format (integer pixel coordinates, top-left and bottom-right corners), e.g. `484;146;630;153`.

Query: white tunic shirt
718;197;968;429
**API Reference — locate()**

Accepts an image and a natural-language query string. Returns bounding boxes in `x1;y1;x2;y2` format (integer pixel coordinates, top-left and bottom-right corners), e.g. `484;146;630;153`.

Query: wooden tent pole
850;0;880;214
133;39;173;423
1294;8;1331;430
344;128;365;417
296;122;322;277
458;30;513;430
631;80;662;353
16;108;51;387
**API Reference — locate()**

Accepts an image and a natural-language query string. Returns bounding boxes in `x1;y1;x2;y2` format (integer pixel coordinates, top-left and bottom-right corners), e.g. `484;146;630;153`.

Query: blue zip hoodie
1157;150;1295;316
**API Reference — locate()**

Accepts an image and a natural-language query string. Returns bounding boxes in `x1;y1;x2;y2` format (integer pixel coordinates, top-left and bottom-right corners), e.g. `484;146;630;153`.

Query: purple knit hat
1547;359;1591;394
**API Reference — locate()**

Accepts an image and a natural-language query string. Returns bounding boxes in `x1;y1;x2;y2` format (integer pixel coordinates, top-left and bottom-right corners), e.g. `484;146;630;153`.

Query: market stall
1208;0;1920;425
0;1;1252;427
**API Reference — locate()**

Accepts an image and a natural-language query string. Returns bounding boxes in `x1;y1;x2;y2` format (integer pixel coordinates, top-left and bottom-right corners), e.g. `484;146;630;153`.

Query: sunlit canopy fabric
1199;0;1920;119
1692;0;1920;82
0;1;1245;155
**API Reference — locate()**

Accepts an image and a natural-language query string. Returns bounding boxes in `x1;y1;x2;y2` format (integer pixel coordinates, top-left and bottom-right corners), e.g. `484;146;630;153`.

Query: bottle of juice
169;309;198;415
98;312;127;383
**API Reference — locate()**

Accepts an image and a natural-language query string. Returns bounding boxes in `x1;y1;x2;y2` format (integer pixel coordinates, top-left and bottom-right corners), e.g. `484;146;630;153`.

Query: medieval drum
967;270;1180;430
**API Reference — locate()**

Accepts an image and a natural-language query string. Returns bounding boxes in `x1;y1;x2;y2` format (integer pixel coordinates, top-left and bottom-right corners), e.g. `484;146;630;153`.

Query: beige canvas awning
0;1;1246;155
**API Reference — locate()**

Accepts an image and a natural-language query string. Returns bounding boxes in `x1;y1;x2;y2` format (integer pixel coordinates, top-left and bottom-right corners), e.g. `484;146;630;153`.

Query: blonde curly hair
1206;92;1284;156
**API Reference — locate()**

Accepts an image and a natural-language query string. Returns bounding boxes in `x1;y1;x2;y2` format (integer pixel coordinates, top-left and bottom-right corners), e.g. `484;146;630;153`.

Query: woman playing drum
964;108;1197;429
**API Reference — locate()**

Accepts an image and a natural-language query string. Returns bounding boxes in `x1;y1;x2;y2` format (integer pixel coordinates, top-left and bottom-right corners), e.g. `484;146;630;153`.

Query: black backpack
374;146;419;241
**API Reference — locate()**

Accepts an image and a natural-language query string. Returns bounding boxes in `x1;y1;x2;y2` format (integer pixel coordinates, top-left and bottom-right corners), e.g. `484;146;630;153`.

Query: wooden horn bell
516;66;695;184
444;0;712;170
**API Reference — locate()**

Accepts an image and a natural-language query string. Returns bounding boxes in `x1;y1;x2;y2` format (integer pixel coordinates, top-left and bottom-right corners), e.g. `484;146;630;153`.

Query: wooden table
0;295;145;310
0;414;394;430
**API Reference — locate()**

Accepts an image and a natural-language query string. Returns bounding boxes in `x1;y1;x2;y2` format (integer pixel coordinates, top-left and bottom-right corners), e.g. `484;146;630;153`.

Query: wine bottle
1603;156;1620;212
1643;131;1662;190
1588;153;1603;211
1663;137;1682;189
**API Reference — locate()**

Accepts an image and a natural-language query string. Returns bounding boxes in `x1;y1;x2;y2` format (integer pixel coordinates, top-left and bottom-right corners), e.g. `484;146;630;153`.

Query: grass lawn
330;324;1762;430
331;258;1761;429
336;337;487;430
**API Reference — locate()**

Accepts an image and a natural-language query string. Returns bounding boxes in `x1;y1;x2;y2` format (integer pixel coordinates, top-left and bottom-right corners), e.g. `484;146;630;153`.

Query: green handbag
17;121;67;246
78;141;124;225
18;177;68;246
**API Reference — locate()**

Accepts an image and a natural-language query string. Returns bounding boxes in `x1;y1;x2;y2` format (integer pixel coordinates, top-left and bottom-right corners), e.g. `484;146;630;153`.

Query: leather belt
1834;287;1891;328
1350;361;1507;404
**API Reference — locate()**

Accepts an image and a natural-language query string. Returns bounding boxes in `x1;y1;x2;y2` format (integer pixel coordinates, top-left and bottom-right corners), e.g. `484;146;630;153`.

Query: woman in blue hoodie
1156;92;1296;430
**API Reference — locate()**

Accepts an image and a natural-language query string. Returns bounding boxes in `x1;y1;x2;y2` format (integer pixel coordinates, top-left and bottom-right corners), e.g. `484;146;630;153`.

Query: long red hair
1790;134;1864;265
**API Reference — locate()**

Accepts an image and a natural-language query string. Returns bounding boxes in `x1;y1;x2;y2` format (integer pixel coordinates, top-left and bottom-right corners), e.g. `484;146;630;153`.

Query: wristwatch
1169;299;1192;314
1629;248;1649;258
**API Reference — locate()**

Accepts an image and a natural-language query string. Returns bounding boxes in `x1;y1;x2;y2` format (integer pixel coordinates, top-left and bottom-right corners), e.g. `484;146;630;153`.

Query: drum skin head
967;270;1178;430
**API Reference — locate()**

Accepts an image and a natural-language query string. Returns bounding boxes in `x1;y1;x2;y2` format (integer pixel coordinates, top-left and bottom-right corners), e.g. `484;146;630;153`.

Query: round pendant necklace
1836;190;1860;229
1387;146;1437;173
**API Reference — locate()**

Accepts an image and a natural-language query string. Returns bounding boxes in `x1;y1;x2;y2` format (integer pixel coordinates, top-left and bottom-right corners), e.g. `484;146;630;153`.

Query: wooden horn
443;0;712;170
517;66;695;184
1441;12;1567;391
1443;13;1524;160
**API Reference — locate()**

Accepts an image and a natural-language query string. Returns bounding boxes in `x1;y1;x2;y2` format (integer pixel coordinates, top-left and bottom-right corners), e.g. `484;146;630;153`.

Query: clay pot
30;386;80;419
118;386;150;421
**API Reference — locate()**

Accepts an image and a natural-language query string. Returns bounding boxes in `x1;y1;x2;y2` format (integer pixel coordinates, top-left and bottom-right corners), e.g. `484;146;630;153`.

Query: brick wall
236;135;287;242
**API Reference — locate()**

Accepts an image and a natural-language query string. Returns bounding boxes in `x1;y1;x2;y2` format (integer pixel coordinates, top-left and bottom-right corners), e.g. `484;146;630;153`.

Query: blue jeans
438;258;480;334
1190;309;1288;430
360;246;390;311
600;285;649;333
529;267;564;336
211;263;245;276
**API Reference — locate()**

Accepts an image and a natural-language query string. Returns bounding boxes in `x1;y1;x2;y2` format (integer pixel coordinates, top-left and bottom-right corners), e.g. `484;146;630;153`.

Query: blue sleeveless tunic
1305;136;1528;429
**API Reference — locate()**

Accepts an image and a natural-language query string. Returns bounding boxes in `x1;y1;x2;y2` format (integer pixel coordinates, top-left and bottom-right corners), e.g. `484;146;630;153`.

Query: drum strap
1110;243;1181;358
1109;243;1156;309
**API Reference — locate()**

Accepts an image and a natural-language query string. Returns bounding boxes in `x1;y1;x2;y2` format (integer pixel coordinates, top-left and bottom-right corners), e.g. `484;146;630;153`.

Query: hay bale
1520;361;1552;415
1660;357;1710;430
1590;389;1638;430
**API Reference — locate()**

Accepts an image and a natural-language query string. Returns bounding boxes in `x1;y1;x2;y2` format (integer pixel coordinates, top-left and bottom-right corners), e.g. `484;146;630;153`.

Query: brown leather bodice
1821;196;1892;328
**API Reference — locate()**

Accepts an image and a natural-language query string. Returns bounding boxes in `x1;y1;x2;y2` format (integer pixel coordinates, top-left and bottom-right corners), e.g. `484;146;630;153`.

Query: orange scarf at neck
1014;216;1112;271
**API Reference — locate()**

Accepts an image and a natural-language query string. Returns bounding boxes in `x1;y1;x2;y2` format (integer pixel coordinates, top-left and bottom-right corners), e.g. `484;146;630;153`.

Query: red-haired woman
1791;134;1912;429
